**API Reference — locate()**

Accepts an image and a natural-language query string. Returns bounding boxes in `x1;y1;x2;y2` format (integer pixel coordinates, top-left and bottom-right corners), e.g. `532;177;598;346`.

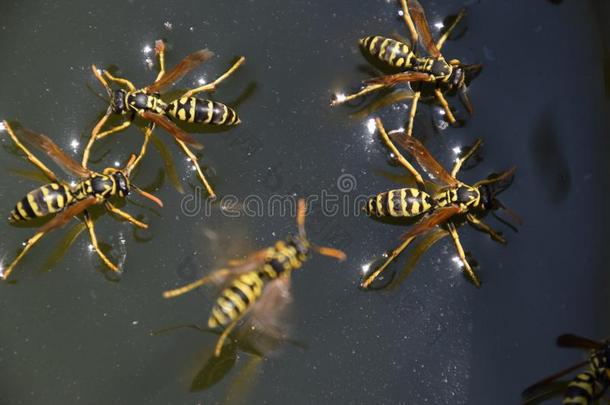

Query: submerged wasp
332;0;481;137
163;199;346;357
2;120;162;279
88;40;245;198
361;118;516;288
522;334;610;404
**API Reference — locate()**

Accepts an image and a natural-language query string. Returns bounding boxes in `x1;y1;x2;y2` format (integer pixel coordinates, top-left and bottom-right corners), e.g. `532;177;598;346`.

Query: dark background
0;0;609;404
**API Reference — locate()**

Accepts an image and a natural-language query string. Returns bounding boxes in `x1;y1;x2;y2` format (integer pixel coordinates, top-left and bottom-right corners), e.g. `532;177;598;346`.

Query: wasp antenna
133;185;163;208
297;198;307;238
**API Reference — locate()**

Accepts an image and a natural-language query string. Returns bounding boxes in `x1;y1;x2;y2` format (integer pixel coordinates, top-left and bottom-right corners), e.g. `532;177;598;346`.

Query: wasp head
477;168;515;211
111;89;127;114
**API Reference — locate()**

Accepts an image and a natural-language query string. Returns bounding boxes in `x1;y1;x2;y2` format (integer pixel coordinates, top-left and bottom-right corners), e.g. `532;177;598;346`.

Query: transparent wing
407;0;441;57
140;112;204;150
400;205;461;241
391;134;458;187
146;49;215;93
237;273;293;356
521;361;588;404
19;127;91;178
39;197;98;234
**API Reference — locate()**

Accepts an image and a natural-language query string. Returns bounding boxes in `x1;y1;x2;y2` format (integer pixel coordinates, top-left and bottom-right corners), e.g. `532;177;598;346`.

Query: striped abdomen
166;97;240;126
564;371;603;404
9;183;74;223
359;36;415;69
365;188;434;218
208;272;264;328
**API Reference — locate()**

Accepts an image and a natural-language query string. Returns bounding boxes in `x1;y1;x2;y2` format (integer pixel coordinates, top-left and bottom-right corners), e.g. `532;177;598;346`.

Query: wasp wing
407;0;441;58
163;250;268;298
39;196;98;234
401;205;461;241
237;273;293;356
521;361;588;404
392;134;458;187
140;111;204;150
364;71;433;86
19;127;91;178
146;48;215;93
556;334;604;350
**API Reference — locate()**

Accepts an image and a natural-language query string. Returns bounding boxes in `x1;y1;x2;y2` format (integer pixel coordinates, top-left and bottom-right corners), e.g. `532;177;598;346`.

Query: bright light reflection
88;244;95;253
197;77;207;85
398;10;404;17
142;45;152;54
114;161;120;167
366;118;376;134
434;21;444;30
334;93;346;103
70;139;80;152
0;122;5;132
361;262;371;275
451;256;464;268
452;146;461;155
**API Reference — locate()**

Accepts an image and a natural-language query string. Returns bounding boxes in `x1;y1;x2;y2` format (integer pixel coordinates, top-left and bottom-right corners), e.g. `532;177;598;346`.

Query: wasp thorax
456;186;479;205
431;58;452;78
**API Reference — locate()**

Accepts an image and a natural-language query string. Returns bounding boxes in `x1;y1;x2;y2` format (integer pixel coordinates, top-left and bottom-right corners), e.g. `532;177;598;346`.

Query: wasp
87;39;245;198
163;199;346;357
1;120;163;279
361;118;516;289
522;334;610;404
332;0;481;137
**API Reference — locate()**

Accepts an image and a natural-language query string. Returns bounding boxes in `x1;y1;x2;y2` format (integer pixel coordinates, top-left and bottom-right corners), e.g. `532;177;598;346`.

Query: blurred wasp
332;0;481;137
361;118;516;289
163;199;346;356
88;40;245;198
522;334;610;404
1;120;162;279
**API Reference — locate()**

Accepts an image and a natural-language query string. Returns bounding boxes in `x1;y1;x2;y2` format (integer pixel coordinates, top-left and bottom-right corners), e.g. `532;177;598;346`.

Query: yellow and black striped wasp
522;334;610;404
332;0;481;137
361;118;516;289
1;120;162;279
87;39;245;198
163;199;346;357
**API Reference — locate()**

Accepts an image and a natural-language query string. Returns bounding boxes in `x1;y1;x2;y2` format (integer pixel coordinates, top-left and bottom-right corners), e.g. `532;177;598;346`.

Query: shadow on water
152;323;307;393
529;109;571;204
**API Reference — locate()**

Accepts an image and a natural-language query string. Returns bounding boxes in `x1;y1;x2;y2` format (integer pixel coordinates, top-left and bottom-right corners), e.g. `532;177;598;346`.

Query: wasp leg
3;121;58;182
375;117;424;186
399;0;419;45
155;39;166;82
2;231;46;280
330;83;386;107
361;235;417;289
451;139;482;177
466;214;506;244
96;113;135;140
103;71;136;92
82;113;110;168
406;91;421;138
436;9;466;50
214;318;240;357
83;211;119;273
446;222;480;287
105;202;148;229
181;56;246;98
126;125;153;174
175;139;216;199
434;89;457;125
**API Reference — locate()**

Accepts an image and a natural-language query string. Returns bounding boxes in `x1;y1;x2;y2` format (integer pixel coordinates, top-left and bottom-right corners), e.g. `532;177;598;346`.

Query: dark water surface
1;0;610;404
